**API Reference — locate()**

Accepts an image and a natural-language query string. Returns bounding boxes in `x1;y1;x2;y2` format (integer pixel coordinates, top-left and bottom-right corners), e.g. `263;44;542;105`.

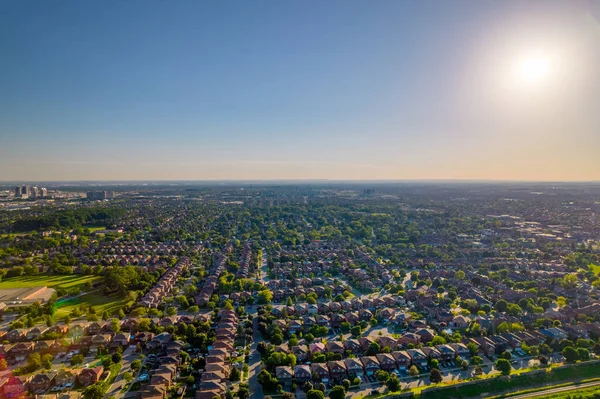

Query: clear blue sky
1;0;599;181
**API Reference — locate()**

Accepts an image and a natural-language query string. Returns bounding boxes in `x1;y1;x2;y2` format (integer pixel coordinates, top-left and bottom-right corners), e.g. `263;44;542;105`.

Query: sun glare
515;54;552;86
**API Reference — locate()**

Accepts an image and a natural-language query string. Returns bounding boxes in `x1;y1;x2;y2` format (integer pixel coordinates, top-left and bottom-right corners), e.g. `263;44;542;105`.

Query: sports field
55;292;129;318
0;275;100;290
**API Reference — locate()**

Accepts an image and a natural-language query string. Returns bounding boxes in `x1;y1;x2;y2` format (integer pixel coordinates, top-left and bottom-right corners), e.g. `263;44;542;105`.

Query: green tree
83;384;106;399
562;346;579;363
306;390;325;399
495;359;511;375
229;366;241;382
386;374;401;392
409;365;419;376
329;386;346;399
429;368;443;384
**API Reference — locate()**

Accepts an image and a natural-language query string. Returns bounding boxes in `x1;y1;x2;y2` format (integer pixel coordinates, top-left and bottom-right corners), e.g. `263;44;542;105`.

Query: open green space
416;362;600;399
0;274;100;290
55;292;129;318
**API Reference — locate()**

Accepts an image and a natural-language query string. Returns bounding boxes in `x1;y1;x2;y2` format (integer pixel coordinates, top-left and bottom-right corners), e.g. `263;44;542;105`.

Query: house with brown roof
376;353;397;371
291;345;308;362
406;349;428;367
327;360;347;379
326;341;344;354
360;356;380;375
77;367;103;386
55;369;79;389
311;363;330;381
343;357;364;377
392;351;411;371
29;372;56;394
275;366;293;384
294;365;312;382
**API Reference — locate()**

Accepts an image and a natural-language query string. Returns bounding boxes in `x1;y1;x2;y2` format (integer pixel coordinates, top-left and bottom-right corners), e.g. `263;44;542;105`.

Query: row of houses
195;309;239;399
139;257;190;308
137;333;186;399
196;249;230;307
235;243;253;279
271;295;405;317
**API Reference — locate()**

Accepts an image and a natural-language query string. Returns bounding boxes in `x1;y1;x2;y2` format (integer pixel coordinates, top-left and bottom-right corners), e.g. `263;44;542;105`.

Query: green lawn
55;292;129;318
0;274;100;290
589;263;600;275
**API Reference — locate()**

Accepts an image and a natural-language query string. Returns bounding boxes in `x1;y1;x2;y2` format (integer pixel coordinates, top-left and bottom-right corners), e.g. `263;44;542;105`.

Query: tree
0;358;7;371
471;356;483;365
110;318;121;333
83;383;106;399
501;350;512;360
455;270;466;280
329;386;346;399
237;385;250;399
28;353;41;369
166;306;177;316
367;342;381;355
461;359;469;370
467;342;479;356
258;289;273;304
123;372;134;383
375;370;390;382
131;359;142;371
495;299;508;313
409;365;419;376
112;352;123;363
351;325;362;337
473;366;483;376
342;379;351;390
302;381;314;392
430;359;439;369
429;368;443;384
386;374;401;392
577;347;590;360
230;366;241;382
562;346;579;363
495;359;511;375
306;390;325;399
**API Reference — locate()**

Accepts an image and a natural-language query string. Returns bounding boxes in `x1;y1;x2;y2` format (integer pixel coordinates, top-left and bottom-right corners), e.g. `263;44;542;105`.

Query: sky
1;0;599;181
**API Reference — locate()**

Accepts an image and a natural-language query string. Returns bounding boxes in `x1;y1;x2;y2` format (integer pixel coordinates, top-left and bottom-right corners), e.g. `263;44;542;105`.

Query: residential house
376;353;397;371
77;367;103;386
275;366;293;385
294;365;312;382
343;358;364;377
360;356;381;376
391;351;411;371
29;372;56;394
311;363;330;381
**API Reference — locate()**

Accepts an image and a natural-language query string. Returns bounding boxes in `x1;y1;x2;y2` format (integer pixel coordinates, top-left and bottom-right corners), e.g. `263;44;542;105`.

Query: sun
515;54;552;86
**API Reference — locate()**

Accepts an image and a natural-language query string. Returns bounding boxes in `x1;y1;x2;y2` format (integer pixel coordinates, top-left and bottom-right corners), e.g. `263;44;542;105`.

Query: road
104;346;139;399
248;316;264;399
510;380;600;399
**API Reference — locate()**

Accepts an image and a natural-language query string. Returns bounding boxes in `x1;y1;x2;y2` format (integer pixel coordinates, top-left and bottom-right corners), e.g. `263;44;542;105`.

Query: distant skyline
1;0;599;181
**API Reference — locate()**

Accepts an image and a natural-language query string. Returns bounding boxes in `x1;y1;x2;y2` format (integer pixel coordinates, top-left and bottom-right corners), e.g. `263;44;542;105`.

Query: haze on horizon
1;0;599;182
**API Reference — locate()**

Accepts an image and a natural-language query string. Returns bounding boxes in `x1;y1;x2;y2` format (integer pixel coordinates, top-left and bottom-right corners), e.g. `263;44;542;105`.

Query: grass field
55;292;129;318
532;384;600;398
0;275;100;290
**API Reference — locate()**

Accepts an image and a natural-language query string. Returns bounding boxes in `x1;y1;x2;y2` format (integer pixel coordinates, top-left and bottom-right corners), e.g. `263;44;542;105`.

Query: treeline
11;207;126;232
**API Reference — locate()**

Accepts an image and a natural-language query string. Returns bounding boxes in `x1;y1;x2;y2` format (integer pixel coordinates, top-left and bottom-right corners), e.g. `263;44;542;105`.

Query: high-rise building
31;187;39;199
14;186;21;198
86;191;115;200
40;188;48;197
